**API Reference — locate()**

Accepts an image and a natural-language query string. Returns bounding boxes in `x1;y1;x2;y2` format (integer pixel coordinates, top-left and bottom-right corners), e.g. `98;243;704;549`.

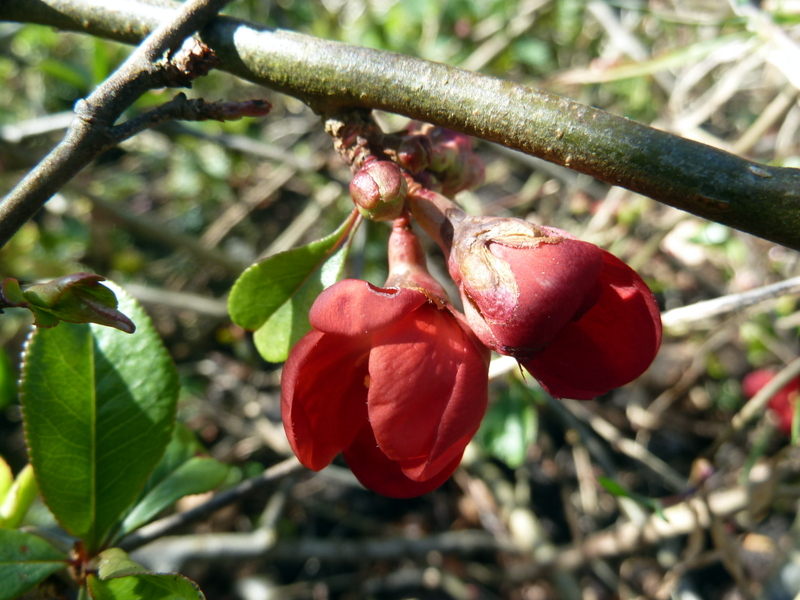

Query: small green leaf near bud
1;274;135;333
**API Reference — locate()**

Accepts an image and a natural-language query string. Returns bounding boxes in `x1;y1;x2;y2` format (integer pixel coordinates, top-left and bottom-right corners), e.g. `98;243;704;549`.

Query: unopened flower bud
446;214;662;399
350;161;408;221
439;150;486;196
397;135;432;173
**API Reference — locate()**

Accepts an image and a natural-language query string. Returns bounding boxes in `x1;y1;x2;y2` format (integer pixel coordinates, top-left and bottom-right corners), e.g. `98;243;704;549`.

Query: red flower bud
281;221;489;497
397;134;433;173
743;369;799;435
350;161;408;221
447;213;662;399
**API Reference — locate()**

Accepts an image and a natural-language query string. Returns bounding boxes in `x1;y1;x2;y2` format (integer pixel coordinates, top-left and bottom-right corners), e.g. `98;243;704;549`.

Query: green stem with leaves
3;0;800;249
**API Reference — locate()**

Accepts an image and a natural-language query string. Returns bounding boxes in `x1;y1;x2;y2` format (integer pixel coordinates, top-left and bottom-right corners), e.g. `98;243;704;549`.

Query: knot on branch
157;37;222;88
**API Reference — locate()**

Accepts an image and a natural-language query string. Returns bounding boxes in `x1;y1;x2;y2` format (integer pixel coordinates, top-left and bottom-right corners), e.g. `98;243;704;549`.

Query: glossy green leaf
19;285;179;552
0;464;38;529
88;548;205;599
96;547;148;579
119;456;230;536
140;422;206;499
0;529;69;600
252;239;348;362
228;211;359;363
87;571;205;600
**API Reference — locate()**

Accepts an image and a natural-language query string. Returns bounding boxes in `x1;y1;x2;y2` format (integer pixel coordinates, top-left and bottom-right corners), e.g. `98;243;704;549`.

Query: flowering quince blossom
281;218;490;498
408;188;662;400
742;369;799;435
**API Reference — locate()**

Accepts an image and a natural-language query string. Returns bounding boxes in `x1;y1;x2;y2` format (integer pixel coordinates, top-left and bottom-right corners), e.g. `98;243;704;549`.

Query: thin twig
661;275;800;334
132;528;519;573
123;283;228;317
132;483;750;575
562;400;687;493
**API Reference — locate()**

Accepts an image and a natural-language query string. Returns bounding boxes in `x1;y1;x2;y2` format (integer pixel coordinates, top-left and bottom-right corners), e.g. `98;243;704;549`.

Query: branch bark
3;0;800;250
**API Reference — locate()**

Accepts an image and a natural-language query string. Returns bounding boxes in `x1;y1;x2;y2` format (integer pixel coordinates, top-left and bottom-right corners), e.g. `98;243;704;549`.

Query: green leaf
228;211;359;363
0;529;69;600
87;571;205;600
1;274;135;333
140;422;207;499
0;464;38;529
477;380;538;468
96;547;149;579
19;285;179;552
118;456;230;536
88;548;205;599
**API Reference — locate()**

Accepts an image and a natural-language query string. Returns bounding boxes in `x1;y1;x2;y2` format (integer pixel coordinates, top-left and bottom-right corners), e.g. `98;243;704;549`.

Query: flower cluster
280;121;663;497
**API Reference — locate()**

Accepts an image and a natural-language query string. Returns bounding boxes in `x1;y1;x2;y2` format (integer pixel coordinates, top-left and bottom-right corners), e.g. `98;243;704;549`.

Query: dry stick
130;483;750;576
3;0;800;251
133;528;519;574
661;275;800;334
0;0;233;247
562;400;687;493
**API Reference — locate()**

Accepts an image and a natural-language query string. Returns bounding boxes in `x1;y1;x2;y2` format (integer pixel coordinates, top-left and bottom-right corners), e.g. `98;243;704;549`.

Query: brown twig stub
156;37;223;88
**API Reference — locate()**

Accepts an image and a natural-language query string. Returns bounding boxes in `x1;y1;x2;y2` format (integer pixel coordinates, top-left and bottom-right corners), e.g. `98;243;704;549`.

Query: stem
3;0;800;249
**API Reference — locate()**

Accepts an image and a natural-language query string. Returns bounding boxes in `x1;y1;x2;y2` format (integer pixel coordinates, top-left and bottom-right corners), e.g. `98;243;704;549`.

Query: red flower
281;221;490;498
445;213;662;400
743;369;799;435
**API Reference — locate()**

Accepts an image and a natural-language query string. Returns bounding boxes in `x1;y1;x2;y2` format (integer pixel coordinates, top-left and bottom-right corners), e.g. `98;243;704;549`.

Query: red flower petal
472;239;604;357
343;421;462;498
367;304;488;480
522;250;661;399
309;279;427;337
281;330;370;471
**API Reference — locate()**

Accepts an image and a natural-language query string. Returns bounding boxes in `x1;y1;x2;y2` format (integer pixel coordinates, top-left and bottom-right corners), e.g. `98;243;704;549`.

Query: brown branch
2;0;800;250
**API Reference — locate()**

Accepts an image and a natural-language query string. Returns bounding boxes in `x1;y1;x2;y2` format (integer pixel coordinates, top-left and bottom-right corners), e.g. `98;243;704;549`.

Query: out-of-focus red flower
281;219;490;498
445;213;662;399
743;369;799;435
